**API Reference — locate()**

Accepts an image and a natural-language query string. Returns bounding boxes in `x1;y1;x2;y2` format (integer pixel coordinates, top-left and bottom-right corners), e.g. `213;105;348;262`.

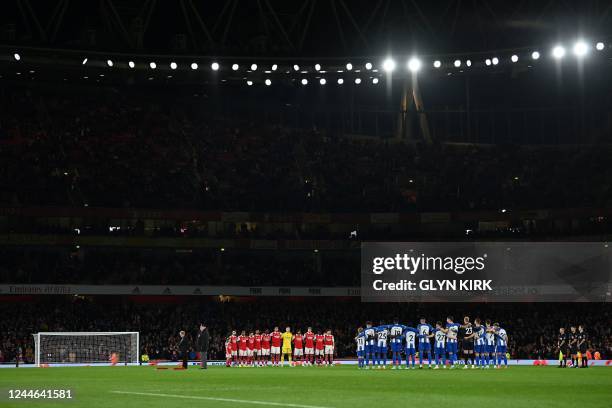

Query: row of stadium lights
9;40;606;86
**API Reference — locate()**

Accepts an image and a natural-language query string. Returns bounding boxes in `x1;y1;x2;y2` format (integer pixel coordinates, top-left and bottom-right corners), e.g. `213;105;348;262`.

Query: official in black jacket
178;330;189;369
196;324;210;369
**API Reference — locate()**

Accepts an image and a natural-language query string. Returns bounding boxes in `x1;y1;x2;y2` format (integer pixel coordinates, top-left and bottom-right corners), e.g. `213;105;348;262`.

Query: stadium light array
346;63;353;71
82;58;88;65
191;62;198;70
511;55;518;63
552;45;566;59
14;53;21;61
355;78;361;84
211;62;219;71
149;62;157;69
365;62;373;70
170;62;177;70
382;58;396;72
433;60;441;68
265;78;271;86
319;78;326;85
407;57;422;72
485;58;492;66
315;64;321;71
293;64;300;71
596;42;605;51
246;80;253;86
573;41;589;57
106;59;113;67
271;64;278;71
372;77;379;84
531;51;540;60
128;61;135;68
232;63;239;71
301;78;308;85
251;63;258;71
337;78;344;84
454;59;461;67
466;60;472;67
492;57;499;65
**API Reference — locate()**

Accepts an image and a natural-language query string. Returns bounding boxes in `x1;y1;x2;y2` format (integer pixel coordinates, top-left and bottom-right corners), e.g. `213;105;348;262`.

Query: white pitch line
110;390;333;408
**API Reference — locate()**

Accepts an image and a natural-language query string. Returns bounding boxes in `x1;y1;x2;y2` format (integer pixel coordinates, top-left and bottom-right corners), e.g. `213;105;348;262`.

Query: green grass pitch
1;365;611;408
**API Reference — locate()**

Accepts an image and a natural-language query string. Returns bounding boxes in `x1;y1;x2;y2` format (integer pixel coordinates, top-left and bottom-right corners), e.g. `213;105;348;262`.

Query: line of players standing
355;316;509;369
225;326;335;367
557;325;589;368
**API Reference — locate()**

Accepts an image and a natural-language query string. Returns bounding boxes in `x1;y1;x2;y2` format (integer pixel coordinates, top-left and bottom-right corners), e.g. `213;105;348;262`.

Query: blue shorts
446;342;458;353
405;347;416;356
435;346;446;356
357;349;364;358
419;342;431;352
365;344;376;354
391;342;403;352
496;346;507;354
475;343;485;354
486;345;496;354
377;346;388;354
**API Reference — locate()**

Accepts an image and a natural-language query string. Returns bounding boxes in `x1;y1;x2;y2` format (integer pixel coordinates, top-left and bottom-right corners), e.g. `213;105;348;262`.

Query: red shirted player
247;333;255;366
324;330;335;365
254;330;262;366
229;330;238;366
237;330;248;366
304;327;315;365
271;327;282;366
225;338;232;367
261;330;271;366
293;330;304;364
315;331;325;365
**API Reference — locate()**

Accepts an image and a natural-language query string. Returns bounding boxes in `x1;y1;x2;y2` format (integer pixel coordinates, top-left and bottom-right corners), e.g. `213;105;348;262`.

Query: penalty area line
110;390;334;408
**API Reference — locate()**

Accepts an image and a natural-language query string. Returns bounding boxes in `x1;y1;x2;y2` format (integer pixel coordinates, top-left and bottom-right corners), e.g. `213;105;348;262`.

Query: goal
33;332;139;367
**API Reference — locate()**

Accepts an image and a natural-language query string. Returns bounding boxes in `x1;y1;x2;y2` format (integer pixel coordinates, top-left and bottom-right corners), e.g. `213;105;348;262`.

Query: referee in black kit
196;323;210;369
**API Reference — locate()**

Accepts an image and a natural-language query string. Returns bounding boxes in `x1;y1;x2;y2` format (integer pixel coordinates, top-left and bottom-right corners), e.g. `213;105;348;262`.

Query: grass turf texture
1;365;611;408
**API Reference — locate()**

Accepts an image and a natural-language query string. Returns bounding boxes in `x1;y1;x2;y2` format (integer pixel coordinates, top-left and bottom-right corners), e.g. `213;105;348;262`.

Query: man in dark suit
196;323;210;369
178;330;189;369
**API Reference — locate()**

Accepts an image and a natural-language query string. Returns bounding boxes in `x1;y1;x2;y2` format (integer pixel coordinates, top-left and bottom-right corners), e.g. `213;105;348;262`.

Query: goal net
33;332;139;367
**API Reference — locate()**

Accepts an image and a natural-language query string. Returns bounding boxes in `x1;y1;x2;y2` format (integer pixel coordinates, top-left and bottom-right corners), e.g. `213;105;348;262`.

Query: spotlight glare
82;58;88;65
251;63;258;71
293;64;300;71
454;59;461;67
382;58;396;72
511;54;518;63
211;62;220;71
170;62;177;70
407;57;422;72
595;42;605;51
492;57;499;65
271;64;278;71
149;62;156;69
315;63;321;71
346;63;353;70
106;59;113;67
433;60;441;68
191;62;199;70
485;58;492;66
531;51;540;60
301;78;308;85
372;77;379;84
14;53;21;61
319;78;326;85
232;63;239;71
365;62;373;70
265;78;271;86
354;78;361;84
552;45;566;59
337;78;344;84
573;41;589;57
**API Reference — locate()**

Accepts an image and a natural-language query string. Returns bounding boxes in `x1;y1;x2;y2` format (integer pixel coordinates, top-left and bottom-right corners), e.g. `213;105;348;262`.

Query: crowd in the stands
1;87;611;213
1;300;610;364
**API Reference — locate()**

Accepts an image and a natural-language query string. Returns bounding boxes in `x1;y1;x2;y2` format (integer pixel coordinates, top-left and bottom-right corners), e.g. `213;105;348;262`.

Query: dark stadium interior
1;0;612;369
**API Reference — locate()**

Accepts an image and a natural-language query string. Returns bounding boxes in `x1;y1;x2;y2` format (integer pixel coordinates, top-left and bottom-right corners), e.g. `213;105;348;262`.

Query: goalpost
33;332;139;367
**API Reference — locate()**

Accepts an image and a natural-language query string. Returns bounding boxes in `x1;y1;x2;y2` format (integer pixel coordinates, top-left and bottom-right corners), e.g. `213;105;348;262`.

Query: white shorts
315;349;324;356
271;346;280;354
324;345;334;355
231;350;237;356
261;348;270;356
225;353;231;359
304;347;314;355
294;348;303;356
253;349;260;356
246;349;253;357
238;349;247;357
